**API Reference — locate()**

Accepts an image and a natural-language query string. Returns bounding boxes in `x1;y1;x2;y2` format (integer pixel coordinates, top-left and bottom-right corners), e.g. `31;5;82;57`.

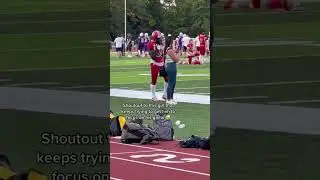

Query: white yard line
6;82;60;87
268;99;320;105
177;87;209;90
110;177;123;180
113;80;319;93
1;87;320;135
132;88;147;90
110;88;210;105
111;75;139;79
3;54;314;73
110;150;160;155
176;91;195;94
213;80;320;88
110;156;210;176
110;141;210;158
197;93;210;95
111;79;202;85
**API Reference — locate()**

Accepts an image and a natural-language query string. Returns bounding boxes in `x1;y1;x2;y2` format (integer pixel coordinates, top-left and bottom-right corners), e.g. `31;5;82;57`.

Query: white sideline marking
0;65;107;72
111;79;207;85
112;136;121;139
177;87;208;90
0;78;11;82
7;82;60;87
177;91;195;94
110;141;210;158
167;80;320;89
110;177;123;180
111;156;210;176
213;96;267;101
3;54;314;73
139;73;209;77
132;88;147;90
1;87;319;135
110;88;210;105
213;80;320;88
111;150;160;155
268;99;320;105
58;85;105;89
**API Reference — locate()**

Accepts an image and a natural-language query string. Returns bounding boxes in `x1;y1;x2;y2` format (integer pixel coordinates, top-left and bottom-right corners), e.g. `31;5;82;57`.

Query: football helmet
152;30;161;39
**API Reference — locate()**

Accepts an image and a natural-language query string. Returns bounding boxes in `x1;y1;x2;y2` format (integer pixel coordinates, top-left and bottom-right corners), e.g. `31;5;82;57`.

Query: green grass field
212;3;320;179
0;0;210;176
0;0;320;179
110;56;210;138
0;0;110;177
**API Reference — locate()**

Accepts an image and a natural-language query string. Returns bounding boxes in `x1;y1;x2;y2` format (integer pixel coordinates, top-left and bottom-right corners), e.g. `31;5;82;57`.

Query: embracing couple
148;30;180;105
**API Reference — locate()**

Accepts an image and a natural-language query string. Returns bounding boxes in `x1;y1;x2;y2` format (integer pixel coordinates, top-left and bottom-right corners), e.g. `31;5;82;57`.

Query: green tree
109;0;209;39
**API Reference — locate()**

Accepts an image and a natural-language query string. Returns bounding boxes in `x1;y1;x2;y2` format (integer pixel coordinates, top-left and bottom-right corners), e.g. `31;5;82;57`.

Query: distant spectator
114;35;124;58
126;33;133;58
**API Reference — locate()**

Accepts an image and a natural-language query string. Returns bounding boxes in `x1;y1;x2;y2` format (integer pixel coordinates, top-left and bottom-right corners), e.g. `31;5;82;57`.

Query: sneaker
162;95;167;100
166;99;177;105
152;96;158;101
171;99;178;105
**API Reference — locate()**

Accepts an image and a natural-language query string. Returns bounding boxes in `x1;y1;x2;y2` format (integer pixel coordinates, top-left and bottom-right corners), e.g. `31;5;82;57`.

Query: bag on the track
108;111;127;137
179;135;210;150
153;114;174;141
0;155;14;180
0;155;47;180
121;122;160;145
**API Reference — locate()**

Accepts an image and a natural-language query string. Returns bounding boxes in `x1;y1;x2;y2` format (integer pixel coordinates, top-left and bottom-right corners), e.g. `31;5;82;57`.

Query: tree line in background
109;0;210;40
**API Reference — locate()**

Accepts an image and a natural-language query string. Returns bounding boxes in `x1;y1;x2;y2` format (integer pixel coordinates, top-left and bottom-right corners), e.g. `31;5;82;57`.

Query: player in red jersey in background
147;30;168;101
206;34;210;57
198;32;207;64
185;39;199;65
187;39;195;64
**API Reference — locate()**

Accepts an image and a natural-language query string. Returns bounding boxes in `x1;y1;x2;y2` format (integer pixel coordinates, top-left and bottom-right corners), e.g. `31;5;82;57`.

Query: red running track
110;137;210;180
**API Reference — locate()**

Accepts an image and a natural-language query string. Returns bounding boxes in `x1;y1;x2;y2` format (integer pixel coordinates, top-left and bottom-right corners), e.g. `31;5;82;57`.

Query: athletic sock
163;82;168;97
188;56;192;64
150;84;156;98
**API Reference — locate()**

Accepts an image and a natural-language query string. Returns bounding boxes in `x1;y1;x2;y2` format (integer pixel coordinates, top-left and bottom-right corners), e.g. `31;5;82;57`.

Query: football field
213;2;320;179
0;0;319;179
110;55;210;138
0;0;110;175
